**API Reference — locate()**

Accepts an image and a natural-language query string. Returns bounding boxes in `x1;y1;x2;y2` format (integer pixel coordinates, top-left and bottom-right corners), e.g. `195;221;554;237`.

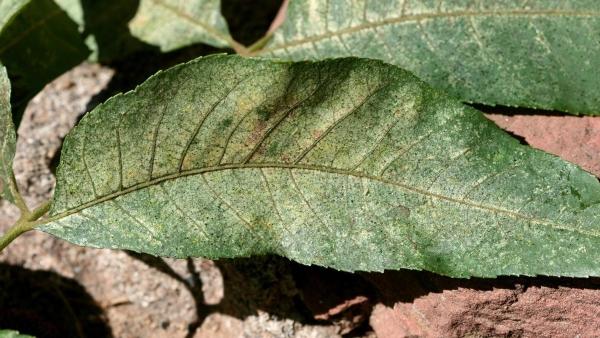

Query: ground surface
1;61;600;338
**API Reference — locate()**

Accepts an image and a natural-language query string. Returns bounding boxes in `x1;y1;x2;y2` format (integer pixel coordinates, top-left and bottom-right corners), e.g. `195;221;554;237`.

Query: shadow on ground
127;252;600;337
3;251;597;337
0;263;112;338
364;269;600;305
128;253;322;338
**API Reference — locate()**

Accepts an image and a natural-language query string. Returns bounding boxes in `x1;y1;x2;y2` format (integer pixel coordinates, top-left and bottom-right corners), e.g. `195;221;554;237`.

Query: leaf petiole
246;33;273;54
0;200;50;252
7;173;29;215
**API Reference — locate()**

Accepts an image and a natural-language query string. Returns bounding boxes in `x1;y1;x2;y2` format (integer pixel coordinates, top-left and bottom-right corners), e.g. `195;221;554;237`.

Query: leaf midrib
43;162;598;238
258;8;600;54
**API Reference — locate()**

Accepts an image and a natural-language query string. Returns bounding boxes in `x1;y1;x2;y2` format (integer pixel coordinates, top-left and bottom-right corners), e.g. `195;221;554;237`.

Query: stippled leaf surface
0;0;89;124
258;0;600;115
42;55;600;277
128;0;237;52
0;65;18;204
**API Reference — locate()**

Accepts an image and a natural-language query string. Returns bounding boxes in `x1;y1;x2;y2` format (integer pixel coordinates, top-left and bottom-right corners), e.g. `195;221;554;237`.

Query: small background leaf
56;0;159;62
0;330;34;338
43;55;600;278
0;0;28;28
259;0;600;115
129;0;237;52
0;65;18;204
0;0;90;125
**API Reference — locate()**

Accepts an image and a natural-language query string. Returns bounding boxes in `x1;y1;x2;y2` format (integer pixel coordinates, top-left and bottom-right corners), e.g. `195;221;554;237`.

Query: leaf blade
43;55;600;277
128;0;235;51
258;0;600;115
0;64;18;204
0;0;90;124
58;0;175;62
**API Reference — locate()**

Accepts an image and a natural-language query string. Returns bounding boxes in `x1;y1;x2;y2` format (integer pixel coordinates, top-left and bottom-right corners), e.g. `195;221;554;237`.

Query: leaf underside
0;64;17;204
259;0;600;115
43;55;600;278
0;0;89;124
129;0;233;52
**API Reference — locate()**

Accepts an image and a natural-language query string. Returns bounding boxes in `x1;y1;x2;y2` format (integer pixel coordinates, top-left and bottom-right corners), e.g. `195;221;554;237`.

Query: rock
243;312;341;338
195;314;243;338
486;114;600;177
370;280;600;338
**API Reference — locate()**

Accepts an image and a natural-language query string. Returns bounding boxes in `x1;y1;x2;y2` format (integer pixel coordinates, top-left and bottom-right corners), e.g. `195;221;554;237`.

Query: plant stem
245;0;287;55
246;33;273;54
8;174;30;214
0;218;33;251
230;40;250;56
29;200;50;221
0;200;50;252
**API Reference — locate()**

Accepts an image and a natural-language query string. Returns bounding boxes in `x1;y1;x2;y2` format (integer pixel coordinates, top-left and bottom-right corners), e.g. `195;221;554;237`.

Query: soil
1;22;600;338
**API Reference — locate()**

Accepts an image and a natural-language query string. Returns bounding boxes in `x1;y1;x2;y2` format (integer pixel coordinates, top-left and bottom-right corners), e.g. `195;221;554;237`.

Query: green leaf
55;0;157;62
128;0;241;52
41;55;600;278
0;330;34;338
54;0;84;27
0;0;90;125
0;0;28;28
0;65;18;204
258;0;600;115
